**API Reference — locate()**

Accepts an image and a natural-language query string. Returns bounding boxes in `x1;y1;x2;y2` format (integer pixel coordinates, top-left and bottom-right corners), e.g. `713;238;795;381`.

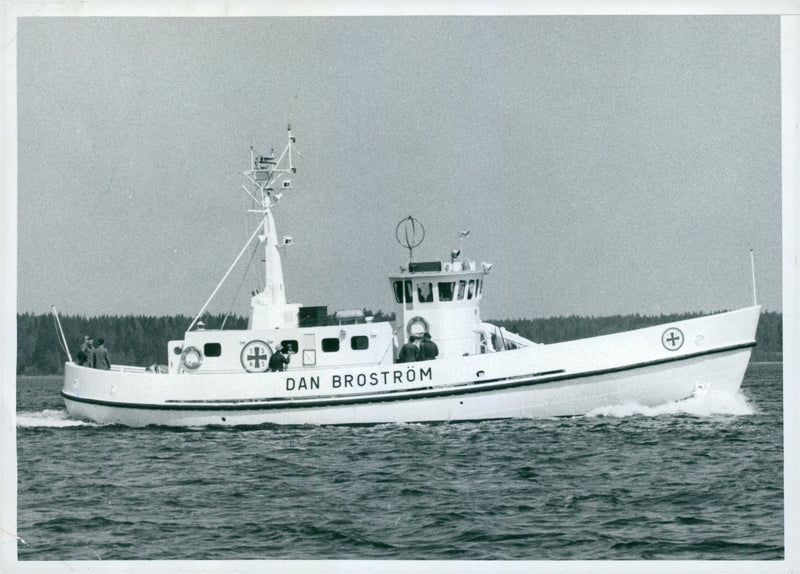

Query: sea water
14;362;783;561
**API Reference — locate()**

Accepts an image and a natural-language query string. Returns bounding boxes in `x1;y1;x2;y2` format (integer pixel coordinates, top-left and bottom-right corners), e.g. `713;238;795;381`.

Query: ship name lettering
286;376;319;391
331;374;355;388
331;368;433;389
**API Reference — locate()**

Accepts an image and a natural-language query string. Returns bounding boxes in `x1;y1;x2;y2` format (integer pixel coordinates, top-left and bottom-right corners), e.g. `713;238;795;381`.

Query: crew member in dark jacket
420;332;439;361
398;336;420;363
92;338;111;370
268;345;291;372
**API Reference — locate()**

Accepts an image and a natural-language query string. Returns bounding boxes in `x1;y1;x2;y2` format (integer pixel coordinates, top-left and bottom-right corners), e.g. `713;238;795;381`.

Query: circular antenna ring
395;216;425;260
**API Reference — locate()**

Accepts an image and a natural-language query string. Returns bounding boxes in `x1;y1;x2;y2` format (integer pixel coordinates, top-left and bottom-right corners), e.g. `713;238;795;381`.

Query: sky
13;15;783;320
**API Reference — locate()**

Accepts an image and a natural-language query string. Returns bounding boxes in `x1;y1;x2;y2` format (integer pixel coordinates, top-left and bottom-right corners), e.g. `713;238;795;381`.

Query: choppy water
15;363;783;561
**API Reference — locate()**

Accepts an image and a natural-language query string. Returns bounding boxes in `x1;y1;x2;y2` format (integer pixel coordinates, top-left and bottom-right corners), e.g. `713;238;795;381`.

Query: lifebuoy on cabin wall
181;346;203;369
406;316;430;338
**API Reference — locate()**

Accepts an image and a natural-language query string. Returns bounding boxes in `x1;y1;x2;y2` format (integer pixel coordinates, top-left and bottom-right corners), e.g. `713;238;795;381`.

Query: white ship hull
62;306;760;427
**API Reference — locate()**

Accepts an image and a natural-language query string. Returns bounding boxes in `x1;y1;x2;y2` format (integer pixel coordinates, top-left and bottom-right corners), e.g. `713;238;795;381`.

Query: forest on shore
16;310;782;375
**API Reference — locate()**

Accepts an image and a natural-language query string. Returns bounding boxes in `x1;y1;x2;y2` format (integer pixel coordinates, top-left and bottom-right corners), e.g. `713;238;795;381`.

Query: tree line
16;310;781;375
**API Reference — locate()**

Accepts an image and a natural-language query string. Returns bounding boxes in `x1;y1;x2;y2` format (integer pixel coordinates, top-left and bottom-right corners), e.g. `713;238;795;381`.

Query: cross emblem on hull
661;327;685;351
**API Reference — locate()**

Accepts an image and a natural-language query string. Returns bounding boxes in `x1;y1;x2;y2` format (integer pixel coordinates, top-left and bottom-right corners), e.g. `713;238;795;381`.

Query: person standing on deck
398;336;420;363
420;332;439;361
92;338;111;370
86;337;96;367
77;335;94;366
268;344;290;372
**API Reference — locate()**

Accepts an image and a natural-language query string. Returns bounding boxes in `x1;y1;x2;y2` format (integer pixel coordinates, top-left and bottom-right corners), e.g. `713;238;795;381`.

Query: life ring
406;316;429;338
181;346;203;369
240;340;273;373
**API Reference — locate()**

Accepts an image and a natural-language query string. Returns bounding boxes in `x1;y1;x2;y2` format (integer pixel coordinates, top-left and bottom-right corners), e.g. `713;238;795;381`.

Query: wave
584;390;756;418
16;409;99;428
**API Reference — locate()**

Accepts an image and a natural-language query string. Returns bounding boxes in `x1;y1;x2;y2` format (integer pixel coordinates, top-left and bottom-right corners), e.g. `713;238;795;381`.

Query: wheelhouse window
321;338;340;352
281;340;299;353
457;280;467;300
467;279;476;300
351;336;369;350
438;282;455;302
417;282;433;303
393;280;413;303
204;343;222;357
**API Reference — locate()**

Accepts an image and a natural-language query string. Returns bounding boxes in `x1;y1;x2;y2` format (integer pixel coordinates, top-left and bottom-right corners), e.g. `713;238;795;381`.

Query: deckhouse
389;258;496;359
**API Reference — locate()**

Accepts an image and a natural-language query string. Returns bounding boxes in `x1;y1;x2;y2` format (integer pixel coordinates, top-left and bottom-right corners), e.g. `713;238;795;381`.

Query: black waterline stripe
61;342;755;412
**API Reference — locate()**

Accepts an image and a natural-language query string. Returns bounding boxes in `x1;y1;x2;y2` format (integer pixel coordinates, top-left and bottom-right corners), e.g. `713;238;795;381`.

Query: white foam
585;390;756;418
16;409;99;428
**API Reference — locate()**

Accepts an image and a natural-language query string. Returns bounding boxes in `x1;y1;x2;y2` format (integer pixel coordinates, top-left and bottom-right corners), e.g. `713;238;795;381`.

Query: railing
110;365;166;374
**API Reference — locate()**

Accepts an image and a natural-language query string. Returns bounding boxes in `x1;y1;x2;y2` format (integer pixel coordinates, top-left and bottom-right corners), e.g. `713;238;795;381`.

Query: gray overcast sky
15;16;781;320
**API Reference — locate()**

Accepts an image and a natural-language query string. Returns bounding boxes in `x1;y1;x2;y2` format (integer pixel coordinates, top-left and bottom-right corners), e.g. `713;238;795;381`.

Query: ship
60;126;761;426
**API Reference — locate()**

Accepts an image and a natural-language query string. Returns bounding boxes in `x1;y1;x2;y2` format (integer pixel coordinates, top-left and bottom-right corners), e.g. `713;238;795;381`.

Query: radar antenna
395;216;425;263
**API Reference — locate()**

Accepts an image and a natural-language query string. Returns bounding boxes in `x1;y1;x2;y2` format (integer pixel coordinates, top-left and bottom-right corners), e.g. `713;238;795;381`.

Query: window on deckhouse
281;340;299;353
457;280;466;300
392;280;414;304
322;338;340;352
417;282;433;303
351;336;369;350
204;343;222;357
438;282;455;301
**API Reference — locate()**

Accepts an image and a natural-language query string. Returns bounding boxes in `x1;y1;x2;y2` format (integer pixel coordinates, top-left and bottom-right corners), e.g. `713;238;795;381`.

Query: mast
187;125;301;332
242;125;301;330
